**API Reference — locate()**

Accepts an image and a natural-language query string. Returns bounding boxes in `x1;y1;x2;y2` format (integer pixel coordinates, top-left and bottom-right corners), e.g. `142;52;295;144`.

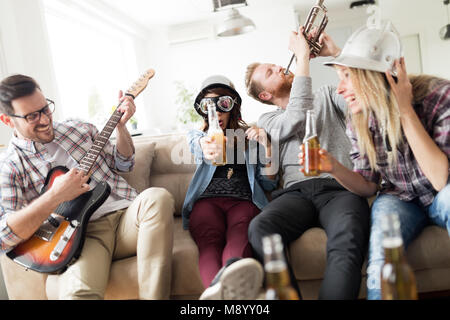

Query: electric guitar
7;69;155;274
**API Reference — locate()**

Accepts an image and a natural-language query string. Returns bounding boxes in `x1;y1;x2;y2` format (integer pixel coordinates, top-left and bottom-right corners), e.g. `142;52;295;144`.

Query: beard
33;123;55;144
272;74;293;99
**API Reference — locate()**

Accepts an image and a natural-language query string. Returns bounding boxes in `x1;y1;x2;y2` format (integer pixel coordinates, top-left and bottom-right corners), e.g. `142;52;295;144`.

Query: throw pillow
118;142;156;193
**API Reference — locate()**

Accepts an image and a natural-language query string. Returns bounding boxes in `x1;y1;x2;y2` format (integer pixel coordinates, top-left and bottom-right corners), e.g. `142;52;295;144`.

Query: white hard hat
324;21;403;74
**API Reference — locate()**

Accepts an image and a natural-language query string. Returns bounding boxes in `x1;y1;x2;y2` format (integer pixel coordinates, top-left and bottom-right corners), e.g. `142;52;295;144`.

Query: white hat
324;21;403;74
194;75;242;117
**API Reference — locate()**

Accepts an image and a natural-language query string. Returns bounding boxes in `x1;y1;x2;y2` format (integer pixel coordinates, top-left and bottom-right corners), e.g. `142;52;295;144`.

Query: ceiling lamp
213;0;255;37
349;0;376;9
440;0;450;40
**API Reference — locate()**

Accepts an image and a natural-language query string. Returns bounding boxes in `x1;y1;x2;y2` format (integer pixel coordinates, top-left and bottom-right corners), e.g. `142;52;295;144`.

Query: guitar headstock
126;69;155;99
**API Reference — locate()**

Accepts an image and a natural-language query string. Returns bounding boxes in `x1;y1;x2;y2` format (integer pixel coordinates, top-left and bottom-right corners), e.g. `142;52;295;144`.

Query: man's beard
280;78;293;97
34;124;55;143
274;75;293;99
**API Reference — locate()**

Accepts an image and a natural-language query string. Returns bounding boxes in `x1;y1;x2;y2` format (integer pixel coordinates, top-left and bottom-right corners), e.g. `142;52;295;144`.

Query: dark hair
0;74;40;114
201;86;248;133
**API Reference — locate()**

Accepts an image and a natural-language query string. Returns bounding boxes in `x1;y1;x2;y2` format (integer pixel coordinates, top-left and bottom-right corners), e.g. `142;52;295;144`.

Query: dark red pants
189;197;260;288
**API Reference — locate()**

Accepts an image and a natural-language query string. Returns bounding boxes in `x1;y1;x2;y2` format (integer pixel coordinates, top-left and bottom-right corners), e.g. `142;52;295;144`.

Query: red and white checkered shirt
347;82;450;208
0;119;137;253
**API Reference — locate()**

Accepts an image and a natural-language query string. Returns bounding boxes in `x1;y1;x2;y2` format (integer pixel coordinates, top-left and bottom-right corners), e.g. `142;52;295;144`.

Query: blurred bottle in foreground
380;212;418;300
263;233;300;300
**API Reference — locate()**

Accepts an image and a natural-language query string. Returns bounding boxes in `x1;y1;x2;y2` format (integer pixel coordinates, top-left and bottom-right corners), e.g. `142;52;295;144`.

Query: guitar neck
78;104;125;175
75;69;155;176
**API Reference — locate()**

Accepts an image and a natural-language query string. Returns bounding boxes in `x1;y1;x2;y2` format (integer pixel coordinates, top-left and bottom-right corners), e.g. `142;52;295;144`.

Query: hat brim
323;54;393;74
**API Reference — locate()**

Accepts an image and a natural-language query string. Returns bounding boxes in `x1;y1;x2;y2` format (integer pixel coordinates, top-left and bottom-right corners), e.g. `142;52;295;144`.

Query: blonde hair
349;70;448;171
244;62;274;105
409;74;448;103
349;68;402;170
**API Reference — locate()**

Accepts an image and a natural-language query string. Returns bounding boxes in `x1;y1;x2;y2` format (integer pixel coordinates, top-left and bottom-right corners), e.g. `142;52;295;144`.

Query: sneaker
199;257;264;300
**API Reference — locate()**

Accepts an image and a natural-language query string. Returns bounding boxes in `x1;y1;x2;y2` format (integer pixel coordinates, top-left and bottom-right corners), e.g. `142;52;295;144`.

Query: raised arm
386;58;450;191
115;90;136;158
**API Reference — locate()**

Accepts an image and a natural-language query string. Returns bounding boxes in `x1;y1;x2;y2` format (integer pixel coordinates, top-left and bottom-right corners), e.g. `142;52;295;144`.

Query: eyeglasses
9;99;55;124
196;96;237;116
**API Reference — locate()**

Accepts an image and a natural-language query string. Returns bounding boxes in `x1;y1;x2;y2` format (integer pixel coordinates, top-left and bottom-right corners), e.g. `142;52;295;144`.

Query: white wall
379;0;450;79
0;0;58;299
1;0;449;136
0;0;61;147
141;0;450;131
141;4;370;131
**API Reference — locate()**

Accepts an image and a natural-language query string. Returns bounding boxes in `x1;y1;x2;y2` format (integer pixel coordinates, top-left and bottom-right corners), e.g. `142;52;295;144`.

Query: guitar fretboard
75;68;154;175
78;107;124;175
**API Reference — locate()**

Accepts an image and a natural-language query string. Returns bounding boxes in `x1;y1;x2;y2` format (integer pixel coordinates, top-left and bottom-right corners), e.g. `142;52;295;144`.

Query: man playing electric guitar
0;74;174;299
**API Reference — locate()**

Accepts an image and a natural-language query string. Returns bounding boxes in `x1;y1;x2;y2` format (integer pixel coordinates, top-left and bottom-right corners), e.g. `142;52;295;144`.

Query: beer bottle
302;110;320;176
380;212;418;300
262;234;300;300
207;102;226;166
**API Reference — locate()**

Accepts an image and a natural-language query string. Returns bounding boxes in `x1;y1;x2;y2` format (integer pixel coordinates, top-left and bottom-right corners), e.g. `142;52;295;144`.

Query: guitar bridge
34;215;62;241
50;220;79;261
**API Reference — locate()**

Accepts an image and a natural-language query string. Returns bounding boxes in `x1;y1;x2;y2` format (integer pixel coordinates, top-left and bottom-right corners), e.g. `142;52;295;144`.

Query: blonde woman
299;22;450;299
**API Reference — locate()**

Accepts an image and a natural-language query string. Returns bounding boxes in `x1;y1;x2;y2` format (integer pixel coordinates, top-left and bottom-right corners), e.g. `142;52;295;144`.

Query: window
43;1;140;131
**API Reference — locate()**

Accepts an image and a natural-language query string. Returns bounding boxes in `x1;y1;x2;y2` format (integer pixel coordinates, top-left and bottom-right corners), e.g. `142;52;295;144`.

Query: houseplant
175;81;202;128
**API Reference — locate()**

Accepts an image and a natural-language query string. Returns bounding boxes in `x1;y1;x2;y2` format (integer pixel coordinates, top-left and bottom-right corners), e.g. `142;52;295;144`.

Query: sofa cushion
406;225;450;270
171;218;204;297
45;218;204;300
289;227;327;280
289;225;450;281
150;134;197;175
118;142;156;193
46;256;140;300
149;173;193;216
0;255;48;300
133;133;197;215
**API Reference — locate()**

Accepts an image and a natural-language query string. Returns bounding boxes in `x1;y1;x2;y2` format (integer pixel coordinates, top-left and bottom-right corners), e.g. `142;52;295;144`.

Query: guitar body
6;69;154;274
7;166;111;274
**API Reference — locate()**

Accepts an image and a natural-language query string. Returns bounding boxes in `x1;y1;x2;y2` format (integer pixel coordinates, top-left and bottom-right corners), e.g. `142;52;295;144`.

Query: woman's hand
298;144;336;174
200;135;227;161
299;144;379;196
246;126;268;145
385;57;414;116
246;126;272;159
387;58;449;191
317;32;341;58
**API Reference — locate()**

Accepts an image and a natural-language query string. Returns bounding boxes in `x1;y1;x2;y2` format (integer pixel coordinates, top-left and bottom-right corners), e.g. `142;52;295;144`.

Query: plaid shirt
348;83;450;208
0;119;137;253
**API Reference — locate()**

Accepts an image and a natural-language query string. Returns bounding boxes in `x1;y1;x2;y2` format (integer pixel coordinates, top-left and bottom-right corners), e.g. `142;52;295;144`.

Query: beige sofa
1;132;450;300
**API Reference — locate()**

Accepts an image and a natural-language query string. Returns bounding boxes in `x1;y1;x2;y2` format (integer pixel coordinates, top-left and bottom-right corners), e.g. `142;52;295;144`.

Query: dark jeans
248;178;370;300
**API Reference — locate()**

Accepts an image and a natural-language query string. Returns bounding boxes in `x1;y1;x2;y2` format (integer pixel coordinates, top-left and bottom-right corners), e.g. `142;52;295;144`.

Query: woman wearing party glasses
181;75;278;300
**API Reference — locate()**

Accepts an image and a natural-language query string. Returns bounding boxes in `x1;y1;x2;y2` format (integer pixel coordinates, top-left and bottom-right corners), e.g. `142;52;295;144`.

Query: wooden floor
419;290;450;300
